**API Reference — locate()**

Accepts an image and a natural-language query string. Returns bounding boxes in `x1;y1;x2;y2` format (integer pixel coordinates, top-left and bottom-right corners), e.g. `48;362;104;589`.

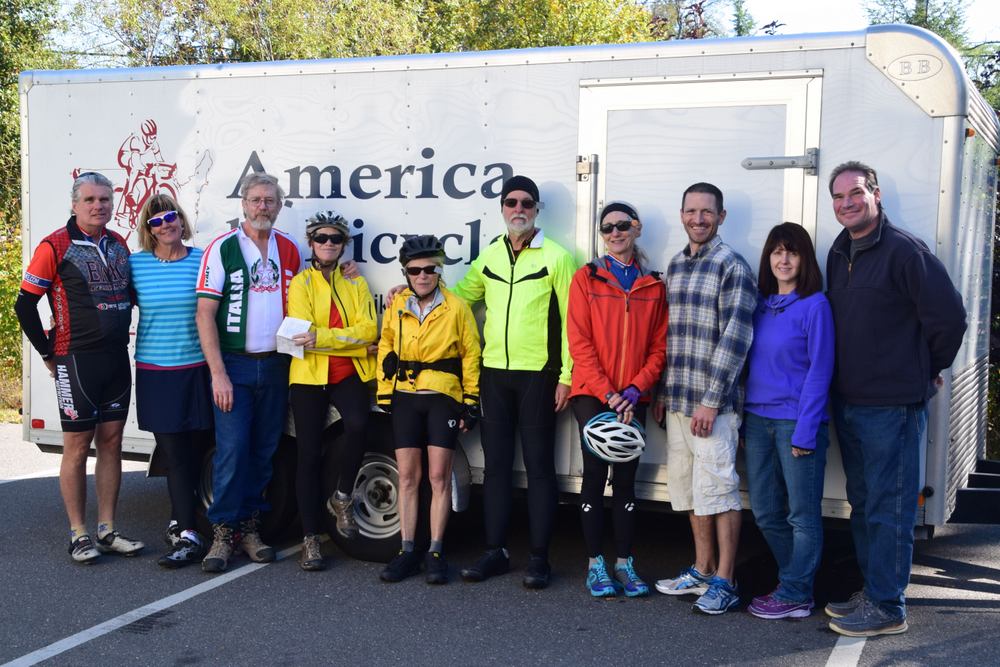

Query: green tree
731;0;755;36
1;0;64;384
865;0;968;47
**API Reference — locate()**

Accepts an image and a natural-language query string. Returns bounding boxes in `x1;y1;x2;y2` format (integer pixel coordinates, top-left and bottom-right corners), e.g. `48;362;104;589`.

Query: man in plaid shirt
652;182;756;615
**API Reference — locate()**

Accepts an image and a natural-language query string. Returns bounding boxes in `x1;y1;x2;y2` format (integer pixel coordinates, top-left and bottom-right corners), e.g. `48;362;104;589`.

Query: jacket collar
832;210;889;254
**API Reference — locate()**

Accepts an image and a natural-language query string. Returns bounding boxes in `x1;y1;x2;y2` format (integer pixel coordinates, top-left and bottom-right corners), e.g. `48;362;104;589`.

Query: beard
248;215;276;231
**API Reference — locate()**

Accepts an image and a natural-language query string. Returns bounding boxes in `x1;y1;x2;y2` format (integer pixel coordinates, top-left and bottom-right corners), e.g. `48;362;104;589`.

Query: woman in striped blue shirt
130;194;213;569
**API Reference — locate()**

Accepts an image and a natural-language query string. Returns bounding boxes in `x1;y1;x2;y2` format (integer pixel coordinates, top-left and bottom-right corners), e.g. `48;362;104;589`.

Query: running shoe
380;549;422;582
586;556;617;598
425;551;449;585
748;591;814;619
693;576;741;615
829;598;908;637
655;565;713;596
95;530;145;556
614;557;650;597
69;534;100;564
158;530;206;569
825;590;865;618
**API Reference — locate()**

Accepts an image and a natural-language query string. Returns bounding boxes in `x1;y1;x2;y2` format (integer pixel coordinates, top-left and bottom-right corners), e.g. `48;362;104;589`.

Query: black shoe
158;531;206;569
380;549;423;582
164;521;182;547
461;549;510;582
523;555;551;589
425;551;449;585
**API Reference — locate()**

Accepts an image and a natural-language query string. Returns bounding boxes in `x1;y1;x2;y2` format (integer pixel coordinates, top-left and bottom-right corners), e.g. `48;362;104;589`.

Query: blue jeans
833;399;926;619
207;352;289;526
744;413;828;603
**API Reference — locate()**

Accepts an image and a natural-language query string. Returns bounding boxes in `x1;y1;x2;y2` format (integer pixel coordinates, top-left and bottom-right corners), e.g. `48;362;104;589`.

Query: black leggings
290;375;370;535
480;368;558;556
155;429;212;532
572;396;643;559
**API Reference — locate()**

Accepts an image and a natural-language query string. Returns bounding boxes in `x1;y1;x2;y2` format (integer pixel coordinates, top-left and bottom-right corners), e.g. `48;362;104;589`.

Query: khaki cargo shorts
665;411;742;515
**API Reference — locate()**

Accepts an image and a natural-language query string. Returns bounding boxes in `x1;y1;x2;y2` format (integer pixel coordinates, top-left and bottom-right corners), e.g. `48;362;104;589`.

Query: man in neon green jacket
456;175;576;590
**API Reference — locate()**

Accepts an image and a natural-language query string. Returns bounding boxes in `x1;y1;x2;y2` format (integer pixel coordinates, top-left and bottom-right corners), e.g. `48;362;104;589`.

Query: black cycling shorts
391;392;462;450
52;349;131;432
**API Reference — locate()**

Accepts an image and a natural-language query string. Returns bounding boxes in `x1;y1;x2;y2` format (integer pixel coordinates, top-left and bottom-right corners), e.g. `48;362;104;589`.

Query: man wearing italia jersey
456;175;576;589
196;172;304;573
15;172;144;564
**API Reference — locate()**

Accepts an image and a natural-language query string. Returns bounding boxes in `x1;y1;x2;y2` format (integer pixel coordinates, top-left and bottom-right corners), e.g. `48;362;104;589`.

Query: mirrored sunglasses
147;211;179;227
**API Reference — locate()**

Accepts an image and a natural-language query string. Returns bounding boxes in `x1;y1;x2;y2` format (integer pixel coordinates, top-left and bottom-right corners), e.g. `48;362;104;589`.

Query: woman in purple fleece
744;222;834;621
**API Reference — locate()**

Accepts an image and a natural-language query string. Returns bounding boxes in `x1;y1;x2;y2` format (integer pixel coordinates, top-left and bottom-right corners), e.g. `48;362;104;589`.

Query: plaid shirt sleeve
700;257;756;410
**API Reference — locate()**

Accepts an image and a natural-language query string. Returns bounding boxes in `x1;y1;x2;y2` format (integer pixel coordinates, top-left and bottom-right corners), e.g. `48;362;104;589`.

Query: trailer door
576;72;845;510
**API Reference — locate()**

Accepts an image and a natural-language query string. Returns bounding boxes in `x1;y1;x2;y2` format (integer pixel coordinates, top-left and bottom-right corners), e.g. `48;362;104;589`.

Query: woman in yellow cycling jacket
376;235;481;585
288;212;377;571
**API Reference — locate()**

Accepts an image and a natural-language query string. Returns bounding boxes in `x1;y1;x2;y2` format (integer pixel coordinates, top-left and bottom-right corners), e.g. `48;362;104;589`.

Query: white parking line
825;636;866;667
1;543;302;667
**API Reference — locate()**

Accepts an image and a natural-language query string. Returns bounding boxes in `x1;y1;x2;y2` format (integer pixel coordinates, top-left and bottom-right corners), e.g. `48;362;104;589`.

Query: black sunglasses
599;220;634;234
502;197;537;210
148;211;179;227
312;233;345;245
404;265;440;276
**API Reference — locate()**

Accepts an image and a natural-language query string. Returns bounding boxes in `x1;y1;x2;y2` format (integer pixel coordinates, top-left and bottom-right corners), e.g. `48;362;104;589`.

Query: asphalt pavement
1;423;998;666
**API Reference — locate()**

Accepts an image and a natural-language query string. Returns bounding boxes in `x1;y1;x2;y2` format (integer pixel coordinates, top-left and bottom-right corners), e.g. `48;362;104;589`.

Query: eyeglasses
245;197;278;207
599;220;634;234
502;198;537;210
148;211;179;227
312;233;345;245
403;265;441;276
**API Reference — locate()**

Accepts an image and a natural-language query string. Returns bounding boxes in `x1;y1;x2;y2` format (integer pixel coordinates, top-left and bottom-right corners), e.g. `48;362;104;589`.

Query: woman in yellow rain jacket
376;235;480;585
288;212;377;571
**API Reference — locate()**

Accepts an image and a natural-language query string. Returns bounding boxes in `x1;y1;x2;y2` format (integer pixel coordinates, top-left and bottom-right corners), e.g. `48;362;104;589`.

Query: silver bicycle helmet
582;411;646;463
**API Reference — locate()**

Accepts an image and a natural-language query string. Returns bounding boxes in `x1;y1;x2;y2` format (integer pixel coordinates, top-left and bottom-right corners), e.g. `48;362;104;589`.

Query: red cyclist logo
72;119;214;244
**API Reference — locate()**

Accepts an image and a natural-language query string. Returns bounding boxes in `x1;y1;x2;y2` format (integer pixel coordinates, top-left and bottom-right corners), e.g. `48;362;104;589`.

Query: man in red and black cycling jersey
15;172;144;564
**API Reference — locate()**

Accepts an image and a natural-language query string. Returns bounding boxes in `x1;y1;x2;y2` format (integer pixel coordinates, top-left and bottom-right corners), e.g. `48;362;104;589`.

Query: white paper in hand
277;317;313;359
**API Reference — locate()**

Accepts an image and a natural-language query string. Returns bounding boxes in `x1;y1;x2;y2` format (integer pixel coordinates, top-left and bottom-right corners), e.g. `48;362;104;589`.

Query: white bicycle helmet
582;411;645;463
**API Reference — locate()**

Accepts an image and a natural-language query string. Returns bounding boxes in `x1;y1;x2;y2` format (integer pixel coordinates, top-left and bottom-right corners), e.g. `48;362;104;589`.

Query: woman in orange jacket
567;201;668;598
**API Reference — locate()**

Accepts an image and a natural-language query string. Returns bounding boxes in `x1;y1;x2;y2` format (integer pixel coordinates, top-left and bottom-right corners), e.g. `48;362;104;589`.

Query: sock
429;540;444;554
588;557;598;568
401;540;415;552
616;557;629;568
97;521;114;539
70;525;87;541
335;490;351;501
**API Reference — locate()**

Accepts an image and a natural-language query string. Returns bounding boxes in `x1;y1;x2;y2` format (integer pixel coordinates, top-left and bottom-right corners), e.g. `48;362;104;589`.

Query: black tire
322;411;430;563
194;435;300;543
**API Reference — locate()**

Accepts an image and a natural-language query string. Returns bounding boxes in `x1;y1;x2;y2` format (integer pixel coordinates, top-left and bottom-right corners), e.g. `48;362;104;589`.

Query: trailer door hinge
576;155;597;181
741;147;818;176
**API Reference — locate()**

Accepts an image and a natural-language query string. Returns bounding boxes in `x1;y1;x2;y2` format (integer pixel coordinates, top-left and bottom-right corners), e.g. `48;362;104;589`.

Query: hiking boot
380;549;423;582
69;534;100;564
655;565;713;596
202;523;236;573
693;576;741;615
461;549;510;582
158;530;206;569
614;557;650;598
829;598;908;637
238;514;275;563
523;556;551;590
326;493;360;539
164;520;182;547
299;534;325;572
425;551;449;585
748;591;814;619
96;530;145;556
586;556;617;598
825;590;865;618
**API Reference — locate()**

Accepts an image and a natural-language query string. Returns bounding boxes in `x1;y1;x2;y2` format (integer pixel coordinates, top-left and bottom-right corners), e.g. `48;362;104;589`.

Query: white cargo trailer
20;24;999;560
